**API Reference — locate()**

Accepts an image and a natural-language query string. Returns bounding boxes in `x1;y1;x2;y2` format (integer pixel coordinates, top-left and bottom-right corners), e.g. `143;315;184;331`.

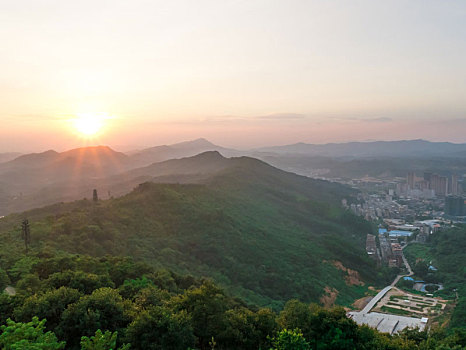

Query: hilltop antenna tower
21;219;31;253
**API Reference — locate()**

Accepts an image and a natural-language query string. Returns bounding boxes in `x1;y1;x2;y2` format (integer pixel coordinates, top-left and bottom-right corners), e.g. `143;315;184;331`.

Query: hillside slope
0;156;385;309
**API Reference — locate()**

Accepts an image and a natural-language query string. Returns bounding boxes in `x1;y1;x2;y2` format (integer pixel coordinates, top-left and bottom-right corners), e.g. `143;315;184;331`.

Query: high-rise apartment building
451;174;459;195
445;195;465;216
407;172;416;189
431;174;448;196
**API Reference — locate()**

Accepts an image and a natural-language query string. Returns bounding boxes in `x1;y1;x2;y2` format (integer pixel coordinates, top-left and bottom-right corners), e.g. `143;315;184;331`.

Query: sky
1;0;466;152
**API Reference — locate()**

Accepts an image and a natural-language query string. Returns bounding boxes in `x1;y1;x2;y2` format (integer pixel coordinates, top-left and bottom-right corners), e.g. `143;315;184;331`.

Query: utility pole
21;219;31;253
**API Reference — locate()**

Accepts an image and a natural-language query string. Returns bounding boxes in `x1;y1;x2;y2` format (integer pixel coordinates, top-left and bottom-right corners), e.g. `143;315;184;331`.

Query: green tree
8;256;39;281
118;277;154;300
170;281;228;350
217;307;276;349
132;285;170;309
80;329;130;350
14;287;82;330
45;270;114;294
107;258;153;287
0;268;10;290
310;307;359;350
126;306;194;349
16;273;41;295
270;329;310;350
0;317;65;350
0;294;14;325
399;277;414;290
277;300;316;342
413;261;429;280
58;288;132;349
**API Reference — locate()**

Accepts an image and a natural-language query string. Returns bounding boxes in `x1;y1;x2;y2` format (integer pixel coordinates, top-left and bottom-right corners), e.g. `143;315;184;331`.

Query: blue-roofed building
389;230;413;237
378;228;388;235
403;276;414;281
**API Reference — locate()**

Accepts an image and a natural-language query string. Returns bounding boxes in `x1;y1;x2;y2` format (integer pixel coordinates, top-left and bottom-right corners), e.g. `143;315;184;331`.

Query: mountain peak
59;145;128;159
171;138;217;149
191;150;225;160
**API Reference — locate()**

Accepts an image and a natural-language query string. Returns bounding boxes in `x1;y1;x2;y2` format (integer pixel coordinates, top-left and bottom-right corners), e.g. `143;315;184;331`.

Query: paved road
362;245;414;313
402;248;413;275
361;286;392;313
391;245;414;287
348;244;424;334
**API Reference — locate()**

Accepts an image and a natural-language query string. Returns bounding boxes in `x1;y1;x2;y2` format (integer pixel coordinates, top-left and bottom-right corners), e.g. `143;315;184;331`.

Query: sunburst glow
72;113;107;136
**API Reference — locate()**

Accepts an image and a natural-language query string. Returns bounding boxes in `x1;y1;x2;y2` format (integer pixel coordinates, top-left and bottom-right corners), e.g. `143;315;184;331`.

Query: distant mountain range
0;139;239;215
253;140;466;179
254;139;466;158
1;138;465;215
0;152;22;163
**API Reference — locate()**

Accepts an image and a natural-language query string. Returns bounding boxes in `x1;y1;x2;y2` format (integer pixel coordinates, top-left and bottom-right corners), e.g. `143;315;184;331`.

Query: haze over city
1;0;466;152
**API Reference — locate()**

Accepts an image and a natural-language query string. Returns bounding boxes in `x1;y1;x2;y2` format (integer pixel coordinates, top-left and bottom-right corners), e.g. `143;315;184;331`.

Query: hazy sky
1;0;466;151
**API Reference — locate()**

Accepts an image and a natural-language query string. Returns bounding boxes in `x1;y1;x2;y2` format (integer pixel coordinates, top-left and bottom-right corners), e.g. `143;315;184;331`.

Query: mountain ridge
255;139;466;158
0;154;385;309
1;138;466;215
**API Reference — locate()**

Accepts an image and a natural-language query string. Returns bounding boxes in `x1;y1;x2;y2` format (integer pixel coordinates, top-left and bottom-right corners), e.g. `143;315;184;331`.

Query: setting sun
72;113;107;136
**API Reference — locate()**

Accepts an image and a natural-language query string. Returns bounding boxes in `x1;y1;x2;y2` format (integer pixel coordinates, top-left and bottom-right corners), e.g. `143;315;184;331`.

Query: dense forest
0;253;465;349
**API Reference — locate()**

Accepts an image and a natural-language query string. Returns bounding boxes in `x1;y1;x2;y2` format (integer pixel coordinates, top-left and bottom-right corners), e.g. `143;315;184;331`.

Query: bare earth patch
320;286;338;308
352;296;373;310
331;260;365;286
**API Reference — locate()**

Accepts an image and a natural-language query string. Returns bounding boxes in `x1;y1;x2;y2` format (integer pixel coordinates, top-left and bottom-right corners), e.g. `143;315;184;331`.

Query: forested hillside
0;155;386;309
0;253;464;349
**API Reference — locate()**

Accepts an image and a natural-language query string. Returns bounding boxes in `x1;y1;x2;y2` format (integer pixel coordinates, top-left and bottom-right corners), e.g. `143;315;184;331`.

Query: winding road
360;244;414;314
391;245;414;287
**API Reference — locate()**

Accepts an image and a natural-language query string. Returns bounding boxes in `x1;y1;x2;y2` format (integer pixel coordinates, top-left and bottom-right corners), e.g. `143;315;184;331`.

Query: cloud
323;116;393;123
363;117;392;123
255;113;307;120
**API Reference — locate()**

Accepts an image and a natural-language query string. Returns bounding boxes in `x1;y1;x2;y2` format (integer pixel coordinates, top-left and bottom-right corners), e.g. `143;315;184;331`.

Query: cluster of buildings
348;193;415;221
365;219;441;268
375;230;404;268
401;172;463;199
346;171;466;223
